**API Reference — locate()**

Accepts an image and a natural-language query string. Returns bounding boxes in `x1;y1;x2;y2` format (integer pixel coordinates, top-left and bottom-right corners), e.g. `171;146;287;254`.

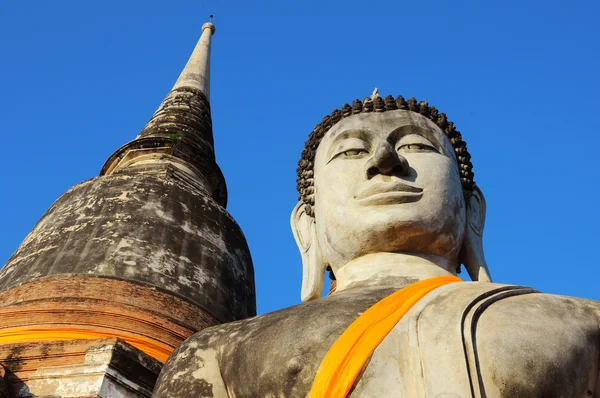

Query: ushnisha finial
172;18;216;98
371;88;380;100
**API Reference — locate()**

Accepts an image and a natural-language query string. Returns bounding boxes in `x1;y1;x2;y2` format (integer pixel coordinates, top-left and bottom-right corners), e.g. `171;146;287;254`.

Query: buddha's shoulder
418;281;600;331
184;286;392;349
441;281;599;310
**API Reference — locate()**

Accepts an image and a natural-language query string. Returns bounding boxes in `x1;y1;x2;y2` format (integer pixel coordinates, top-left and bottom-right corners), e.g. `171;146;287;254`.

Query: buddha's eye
330;148;369;161
327;137;371;163
341;149;368;157
397;143;436;153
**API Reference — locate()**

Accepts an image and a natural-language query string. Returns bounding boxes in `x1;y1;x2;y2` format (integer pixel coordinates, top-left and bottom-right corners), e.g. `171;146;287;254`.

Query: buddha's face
313;110;466;270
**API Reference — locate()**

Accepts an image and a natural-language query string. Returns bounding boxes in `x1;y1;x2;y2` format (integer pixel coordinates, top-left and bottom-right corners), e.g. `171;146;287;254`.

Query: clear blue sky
1;0;599;315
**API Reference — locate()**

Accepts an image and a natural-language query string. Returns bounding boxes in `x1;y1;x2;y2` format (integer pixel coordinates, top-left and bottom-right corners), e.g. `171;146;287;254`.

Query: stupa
0;21;255;397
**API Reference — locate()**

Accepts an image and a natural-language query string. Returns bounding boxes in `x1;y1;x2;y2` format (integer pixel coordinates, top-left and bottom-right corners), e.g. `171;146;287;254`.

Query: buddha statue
152;93;600;397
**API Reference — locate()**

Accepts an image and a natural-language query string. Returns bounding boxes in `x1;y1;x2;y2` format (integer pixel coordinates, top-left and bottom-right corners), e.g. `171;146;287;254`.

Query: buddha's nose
364;142;410;179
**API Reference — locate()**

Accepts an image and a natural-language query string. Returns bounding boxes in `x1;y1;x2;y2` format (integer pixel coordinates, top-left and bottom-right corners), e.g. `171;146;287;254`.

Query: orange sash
308;275;462;398
0;327;173;362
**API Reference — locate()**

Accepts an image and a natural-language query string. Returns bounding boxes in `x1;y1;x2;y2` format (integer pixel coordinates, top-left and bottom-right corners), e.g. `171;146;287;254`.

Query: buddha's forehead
318;110;454;157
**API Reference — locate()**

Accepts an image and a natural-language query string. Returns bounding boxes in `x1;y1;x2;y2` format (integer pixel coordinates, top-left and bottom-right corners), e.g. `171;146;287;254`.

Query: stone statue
152;94;600;397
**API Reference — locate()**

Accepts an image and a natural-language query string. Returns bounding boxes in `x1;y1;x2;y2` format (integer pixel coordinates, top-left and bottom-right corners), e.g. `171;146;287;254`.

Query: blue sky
1;0;599;315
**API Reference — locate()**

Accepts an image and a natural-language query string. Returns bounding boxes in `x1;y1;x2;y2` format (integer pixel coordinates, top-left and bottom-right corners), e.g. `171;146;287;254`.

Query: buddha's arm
152;331;229;398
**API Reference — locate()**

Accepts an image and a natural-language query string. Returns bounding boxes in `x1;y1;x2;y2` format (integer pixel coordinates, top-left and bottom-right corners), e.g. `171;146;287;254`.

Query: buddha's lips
355;181;423;201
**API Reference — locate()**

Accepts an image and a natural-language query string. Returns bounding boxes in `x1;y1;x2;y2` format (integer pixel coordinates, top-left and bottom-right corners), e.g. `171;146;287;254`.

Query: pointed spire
137;19;216;144
101;19;227;206
172;21;215;98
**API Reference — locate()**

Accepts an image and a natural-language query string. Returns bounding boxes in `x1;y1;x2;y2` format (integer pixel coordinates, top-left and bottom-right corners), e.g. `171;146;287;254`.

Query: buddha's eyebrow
326;130;371;158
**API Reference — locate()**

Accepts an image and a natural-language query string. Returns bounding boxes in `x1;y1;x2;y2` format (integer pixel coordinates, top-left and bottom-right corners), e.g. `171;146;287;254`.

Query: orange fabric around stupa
308;275;462;398
0;327;174;362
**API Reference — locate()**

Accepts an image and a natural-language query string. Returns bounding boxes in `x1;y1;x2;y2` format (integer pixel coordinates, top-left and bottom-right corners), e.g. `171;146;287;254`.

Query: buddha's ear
460;186;492;282
291;202;326;302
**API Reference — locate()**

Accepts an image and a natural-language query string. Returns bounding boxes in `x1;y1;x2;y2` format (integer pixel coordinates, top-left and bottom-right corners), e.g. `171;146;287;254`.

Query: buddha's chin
324;208;463;259
326;228;461;265
350;201;431;225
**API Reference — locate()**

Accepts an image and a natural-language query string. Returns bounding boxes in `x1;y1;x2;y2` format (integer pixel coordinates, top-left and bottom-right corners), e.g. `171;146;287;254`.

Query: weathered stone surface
152;284;397;398
101;88;227;206
0;168;255;323
0;338;161;397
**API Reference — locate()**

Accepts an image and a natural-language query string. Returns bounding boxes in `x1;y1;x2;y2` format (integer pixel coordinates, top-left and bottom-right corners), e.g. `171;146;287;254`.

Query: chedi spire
0;20;255;396
101;21;226;204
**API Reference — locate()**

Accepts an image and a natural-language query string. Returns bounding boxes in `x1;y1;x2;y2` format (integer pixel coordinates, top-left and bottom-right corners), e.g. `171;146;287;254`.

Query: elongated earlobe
460;186;492;282
291;202;327;301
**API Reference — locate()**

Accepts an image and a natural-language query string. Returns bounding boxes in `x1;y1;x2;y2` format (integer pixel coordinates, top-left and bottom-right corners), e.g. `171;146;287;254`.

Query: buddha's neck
334;252;458;292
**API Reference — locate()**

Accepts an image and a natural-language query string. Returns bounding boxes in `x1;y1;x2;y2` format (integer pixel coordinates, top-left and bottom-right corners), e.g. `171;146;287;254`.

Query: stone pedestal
0;338;162;397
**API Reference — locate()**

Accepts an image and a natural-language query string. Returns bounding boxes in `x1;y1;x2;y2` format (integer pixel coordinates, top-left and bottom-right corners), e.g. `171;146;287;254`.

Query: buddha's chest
351;289;600;397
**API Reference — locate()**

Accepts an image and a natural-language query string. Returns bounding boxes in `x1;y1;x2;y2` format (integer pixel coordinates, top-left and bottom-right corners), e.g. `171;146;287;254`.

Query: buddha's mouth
355;182;423;205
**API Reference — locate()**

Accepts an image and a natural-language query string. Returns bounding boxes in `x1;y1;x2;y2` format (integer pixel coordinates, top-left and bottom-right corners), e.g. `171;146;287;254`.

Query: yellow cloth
308;275;462;398
0;327;173;362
